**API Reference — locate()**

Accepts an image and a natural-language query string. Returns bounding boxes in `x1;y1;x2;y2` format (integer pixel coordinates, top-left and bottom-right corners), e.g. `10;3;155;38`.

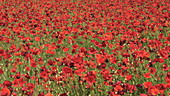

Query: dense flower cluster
0;0;170;96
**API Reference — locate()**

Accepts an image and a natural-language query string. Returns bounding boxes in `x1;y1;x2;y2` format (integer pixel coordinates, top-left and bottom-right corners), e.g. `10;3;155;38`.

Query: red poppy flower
85;71;96;86
126;75;132;81
148;67;156;74
45;93;54;96
114;85;123;92
60;93;68;96
46;50;55;55
150;88;159;95
0;49;4;56
40;71;49;79
158;49;169;59
38;92;44;96
0;69;3;74
0;88;11;96
26;83;35;91
74;68;86;77
143;82;152;88
3;81;12;87
140;94;148;96
72;44;79;49
63;48;69;52
143;72;151;78
157;58;164;63
62;67;72;75
95;54;106;65
85;75;96;86
167;72;170;78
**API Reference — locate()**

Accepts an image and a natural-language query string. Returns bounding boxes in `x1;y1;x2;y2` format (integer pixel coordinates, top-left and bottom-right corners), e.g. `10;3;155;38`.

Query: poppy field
0;0;170;96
